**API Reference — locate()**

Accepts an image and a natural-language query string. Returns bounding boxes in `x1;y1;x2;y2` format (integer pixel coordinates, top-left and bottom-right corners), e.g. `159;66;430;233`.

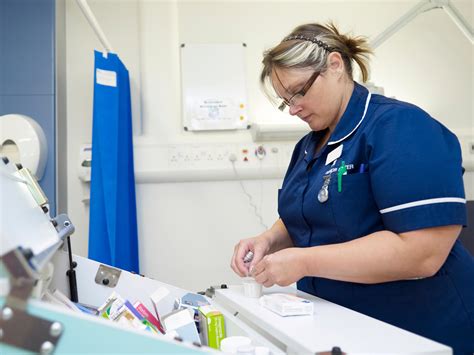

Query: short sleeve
367;104;466;233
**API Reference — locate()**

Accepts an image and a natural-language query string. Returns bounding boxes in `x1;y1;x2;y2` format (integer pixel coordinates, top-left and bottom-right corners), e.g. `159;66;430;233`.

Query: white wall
65;0;473;292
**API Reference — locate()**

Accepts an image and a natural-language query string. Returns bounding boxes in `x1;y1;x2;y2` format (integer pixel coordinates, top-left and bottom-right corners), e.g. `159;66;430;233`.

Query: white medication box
259;293;314;317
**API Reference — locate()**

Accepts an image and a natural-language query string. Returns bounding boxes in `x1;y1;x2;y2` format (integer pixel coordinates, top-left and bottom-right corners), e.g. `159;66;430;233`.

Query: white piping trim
328;92;371;145
380;197;466;214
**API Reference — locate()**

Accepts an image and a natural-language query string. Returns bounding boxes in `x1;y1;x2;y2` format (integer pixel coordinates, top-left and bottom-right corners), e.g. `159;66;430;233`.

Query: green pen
337;160;347;193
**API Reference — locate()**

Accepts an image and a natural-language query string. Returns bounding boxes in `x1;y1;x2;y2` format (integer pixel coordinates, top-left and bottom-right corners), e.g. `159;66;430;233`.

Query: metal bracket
0;249;64;354
28;214;75;272
51;214;75;240
95;264;121;288
201;284;228;298
0;307;63;354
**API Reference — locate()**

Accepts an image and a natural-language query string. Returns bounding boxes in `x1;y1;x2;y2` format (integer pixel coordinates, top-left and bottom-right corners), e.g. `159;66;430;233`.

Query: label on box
199;306;226;349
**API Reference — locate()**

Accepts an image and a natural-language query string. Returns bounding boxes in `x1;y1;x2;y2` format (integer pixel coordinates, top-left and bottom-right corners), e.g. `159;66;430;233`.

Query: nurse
231;23;474;353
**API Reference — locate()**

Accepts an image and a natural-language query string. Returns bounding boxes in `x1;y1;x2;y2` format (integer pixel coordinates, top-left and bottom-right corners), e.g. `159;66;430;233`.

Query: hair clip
283;35;332;51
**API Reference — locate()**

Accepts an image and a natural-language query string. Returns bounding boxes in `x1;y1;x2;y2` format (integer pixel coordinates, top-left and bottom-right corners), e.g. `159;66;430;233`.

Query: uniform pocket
329;172;382;242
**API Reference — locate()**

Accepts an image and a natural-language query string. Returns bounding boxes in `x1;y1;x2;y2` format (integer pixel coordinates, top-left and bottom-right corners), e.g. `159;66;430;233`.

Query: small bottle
242;277;262;298
254;346;270;355
220;336;252;353
237;344;255;355
243;251;254;263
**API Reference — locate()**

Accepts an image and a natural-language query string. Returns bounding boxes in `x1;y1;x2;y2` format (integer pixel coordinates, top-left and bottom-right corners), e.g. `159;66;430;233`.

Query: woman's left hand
251;248;307;287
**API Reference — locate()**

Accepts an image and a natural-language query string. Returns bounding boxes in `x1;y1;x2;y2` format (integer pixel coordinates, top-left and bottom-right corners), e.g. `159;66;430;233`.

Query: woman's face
271;53;348;132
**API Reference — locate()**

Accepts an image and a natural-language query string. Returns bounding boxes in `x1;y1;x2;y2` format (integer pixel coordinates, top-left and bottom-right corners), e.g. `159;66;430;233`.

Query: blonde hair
261;22;372;99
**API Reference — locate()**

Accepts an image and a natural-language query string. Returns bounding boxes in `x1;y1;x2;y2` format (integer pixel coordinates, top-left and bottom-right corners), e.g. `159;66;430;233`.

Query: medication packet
259;293;313;317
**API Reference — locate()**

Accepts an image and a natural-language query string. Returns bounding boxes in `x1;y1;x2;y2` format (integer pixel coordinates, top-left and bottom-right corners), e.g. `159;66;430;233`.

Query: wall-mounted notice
180;43;248;131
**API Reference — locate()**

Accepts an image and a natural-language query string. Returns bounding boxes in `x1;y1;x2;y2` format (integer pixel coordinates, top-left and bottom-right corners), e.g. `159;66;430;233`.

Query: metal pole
75;0;114;54
370;0;473;49
443;2;474;44
370;0;438;49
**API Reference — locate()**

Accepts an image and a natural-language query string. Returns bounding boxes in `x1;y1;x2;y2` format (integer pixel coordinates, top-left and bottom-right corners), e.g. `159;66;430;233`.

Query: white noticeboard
180;43;249;131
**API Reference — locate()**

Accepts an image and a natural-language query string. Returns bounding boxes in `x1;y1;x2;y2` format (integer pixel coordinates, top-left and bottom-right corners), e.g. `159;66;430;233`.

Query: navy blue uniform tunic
278;82;474;353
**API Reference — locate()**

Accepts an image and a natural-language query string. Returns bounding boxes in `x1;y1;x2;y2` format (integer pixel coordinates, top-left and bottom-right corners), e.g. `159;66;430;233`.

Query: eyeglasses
278;71;320;111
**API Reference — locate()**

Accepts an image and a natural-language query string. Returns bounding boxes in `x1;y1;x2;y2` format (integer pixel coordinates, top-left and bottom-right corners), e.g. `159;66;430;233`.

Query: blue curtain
88;51;139;273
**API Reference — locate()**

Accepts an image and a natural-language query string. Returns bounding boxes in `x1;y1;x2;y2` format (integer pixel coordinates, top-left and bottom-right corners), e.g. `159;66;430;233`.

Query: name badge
325;144;343;166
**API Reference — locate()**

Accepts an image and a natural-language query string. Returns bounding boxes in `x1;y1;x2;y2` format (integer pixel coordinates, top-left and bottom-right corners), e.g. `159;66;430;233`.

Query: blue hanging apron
88;50;139;273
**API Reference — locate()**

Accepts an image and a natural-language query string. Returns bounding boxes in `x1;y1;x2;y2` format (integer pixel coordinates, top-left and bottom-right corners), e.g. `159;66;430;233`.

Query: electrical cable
229;154;268;231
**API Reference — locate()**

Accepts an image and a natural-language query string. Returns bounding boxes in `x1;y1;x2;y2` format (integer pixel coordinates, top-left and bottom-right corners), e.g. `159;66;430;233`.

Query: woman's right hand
231;233;272;277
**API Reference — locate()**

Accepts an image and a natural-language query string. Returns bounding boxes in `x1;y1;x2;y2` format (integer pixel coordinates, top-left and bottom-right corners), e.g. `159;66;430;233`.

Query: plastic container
220;336;252;354
254;346;271;355
242;277;262;298
236;344;255;354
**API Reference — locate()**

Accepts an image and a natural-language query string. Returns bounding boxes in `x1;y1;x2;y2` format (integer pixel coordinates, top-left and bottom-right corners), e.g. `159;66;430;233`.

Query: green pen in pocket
337;160;347;193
